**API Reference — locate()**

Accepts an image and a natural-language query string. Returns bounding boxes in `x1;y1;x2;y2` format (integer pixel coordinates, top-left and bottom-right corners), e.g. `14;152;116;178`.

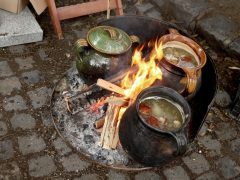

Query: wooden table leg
114;0;123;15
46;0;63;39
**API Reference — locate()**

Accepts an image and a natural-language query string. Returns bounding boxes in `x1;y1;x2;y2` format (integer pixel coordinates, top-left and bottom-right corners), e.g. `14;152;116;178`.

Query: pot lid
87;26;132;55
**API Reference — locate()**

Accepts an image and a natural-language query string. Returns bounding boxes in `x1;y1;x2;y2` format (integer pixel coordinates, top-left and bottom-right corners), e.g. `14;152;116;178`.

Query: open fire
85;38;165;149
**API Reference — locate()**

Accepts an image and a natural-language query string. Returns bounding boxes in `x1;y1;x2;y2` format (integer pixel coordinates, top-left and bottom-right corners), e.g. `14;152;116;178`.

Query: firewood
100;104;120;149
97;79;125;96
105;96;128;106
94;117;105;129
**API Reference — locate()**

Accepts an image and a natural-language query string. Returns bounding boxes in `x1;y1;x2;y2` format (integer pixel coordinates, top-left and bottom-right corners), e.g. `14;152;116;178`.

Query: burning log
97;79;125;96
99;96;128;149
94;116;105;129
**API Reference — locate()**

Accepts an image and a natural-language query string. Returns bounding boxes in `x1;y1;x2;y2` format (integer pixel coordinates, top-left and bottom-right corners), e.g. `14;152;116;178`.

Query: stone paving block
18;133;46;155
3;95;27;111
107;170;130;180
15;56;35;70
0;61;14;77
195;171;220;180
168;0;210;29
216;156;240;179
182;152;210;175
0;139;14;160
230;138;240;156
163;166;190;180
151;0;165;8
38;49;49;61
198;135;221;156
27;87;52;109
0;7;43;47
215;122;237;141
135;171;162;180
228;37;240;57
74;174;103;180
0;121;8;136
0;161;22;180
28;155;57;177
61;154;90;172
21;70;44;85
10;113;36;130
146;9;163;20
53;137;72;156
197;14;239;48
41;112;53;127
135;3;154;14
215;89;232;107
198;122;208;136
8;45;26;54
0;77;22;96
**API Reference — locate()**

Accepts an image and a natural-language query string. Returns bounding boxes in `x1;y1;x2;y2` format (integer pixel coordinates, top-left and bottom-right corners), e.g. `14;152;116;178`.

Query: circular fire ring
51;67;151;170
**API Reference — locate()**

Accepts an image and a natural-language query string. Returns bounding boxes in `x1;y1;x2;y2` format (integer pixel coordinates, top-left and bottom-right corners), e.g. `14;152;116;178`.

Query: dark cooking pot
119;86;191;166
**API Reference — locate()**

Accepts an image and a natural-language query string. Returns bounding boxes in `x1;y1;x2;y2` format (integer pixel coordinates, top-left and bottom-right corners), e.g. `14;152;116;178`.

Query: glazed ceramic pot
159;29;207;98
119;86;191;166
74;25;139;78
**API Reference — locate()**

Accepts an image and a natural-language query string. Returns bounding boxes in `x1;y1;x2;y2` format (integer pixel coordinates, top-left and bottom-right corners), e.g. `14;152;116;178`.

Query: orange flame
120;39;163;101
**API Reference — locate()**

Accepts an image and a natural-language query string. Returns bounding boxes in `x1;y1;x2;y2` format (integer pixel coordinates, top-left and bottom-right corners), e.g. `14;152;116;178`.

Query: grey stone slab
0;161;22;180
168;0;210;29
146;9;163;20
197;14;239;48
28;155;57;177
0;139;14;160
10;113;36;130
230;138;240;156
215;122;237;141
228;37;240;57
61;154;90;172
135;3;154;14
0;77;22;96
182;152;210;175
74;174;103;180
15;56;35;70
3;95;27;111
18;133;46;155
163;166;190;180
215;90;232;107
27;87;52;109
0;7;43;47
196;171;220;180
8;45;26;54
198;135;221;156
107;170;130;180
0;121;8;136
152;0;165;8
135;171;162;180
198;122;208;136
73;28;88;39
0;61;14;77
21;70;44;85
216;156;240;179
53;137;72;156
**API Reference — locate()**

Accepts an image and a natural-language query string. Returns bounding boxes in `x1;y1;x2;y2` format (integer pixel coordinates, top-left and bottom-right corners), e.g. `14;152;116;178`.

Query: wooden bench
46;0;123;39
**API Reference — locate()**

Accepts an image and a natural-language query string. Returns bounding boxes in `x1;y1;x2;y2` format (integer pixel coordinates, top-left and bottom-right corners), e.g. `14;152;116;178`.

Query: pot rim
135;86;192;134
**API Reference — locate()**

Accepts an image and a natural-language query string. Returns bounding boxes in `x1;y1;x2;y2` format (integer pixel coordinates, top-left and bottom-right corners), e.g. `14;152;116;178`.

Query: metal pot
74;25;139;78
119;86;191;166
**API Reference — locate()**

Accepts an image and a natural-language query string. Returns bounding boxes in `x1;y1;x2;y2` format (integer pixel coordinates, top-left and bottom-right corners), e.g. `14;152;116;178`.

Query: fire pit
51;16;217;170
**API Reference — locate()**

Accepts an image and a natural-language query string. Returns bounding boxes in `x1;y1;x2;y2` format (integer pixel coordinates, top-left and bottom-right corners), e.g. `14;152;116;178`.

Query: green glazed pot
74;26;140;77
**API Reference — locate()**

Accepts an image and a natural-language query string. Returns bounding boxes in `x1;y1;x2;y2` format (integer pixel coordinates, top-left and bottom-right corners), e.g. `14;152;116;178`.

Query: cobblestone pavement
0;1;240;179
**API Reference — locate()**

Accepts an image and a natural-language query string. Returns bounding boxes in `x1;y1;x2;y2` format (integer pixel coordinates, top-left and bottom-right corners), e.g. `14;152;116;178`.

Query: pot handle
74;39;88;57
130;35;140;44
169;28;180;35
104;27;119;40
182;68;197;94
172;131;188;155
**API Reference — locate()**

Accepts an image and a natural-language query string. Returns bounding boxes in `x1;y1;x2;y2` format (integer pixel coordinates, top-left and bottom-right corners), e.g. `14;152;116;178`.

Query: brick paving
0;0;240;179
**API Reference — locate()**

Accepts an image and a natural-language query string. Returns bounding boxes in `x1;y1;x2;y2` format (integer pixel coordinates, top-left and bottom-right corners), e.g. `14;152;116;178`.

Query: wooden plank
57;0;121;21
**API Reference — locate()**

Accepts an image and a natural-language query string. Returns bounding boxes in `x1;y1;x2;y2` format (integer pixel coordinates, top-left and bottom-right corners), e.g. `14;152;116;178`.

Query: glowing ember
90;97;106;113
120;39;164;101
